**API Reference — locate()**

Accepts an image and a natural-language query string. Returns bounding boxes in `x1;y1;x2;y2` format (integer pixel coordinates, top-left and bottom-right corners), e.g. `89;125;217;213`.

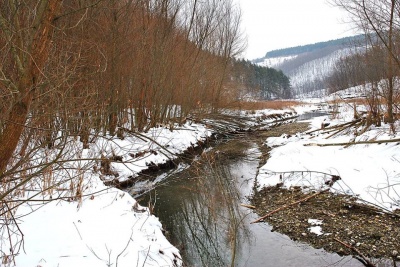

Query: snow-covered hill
257;55;298;69
287;48;353;95
255;35;363;97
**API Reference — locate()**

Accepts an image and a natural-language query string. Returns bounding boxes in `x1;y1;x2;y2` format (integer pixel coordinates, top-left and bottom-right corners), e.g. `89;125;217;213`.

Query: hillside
255;35;365;96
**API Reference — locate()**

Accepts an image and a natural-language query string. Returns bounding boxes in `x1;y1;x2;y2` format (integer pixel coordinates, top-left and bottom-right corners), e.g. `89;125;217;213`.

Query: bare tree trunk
0;0;61;174
386;0;396;133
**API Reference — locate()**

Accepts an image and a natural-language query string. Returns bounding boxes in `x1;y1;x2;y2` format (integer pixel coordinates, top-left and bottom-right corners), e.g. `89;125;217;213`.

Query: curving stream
131;120;363;266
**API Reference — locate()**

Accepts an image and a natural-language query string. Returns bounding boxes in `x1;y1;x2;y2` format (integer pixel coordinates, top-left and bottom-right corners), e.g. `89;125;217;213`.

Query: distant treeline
263;34;365;59
232;60;292;99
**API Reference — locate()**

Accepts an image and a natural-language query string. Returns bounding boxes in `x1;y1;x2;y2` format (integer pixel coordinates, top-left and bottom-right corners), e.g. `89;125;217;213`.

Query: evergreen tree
231;60;292;99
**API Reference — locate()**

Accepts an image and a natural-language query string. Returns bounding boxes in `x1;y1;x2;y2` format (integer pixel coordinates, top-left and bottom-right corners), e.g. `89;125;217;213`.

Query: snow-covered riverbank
11;122;214;267
7;111;294;267
7;95;400;266
258;100;400;212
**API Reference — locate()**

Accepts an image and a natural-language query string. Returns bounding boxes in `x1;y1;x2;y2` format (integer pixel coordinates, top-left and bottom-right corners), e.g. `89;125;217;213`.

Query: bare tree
0;0;62;174
0;0;247;263
332;0;400;133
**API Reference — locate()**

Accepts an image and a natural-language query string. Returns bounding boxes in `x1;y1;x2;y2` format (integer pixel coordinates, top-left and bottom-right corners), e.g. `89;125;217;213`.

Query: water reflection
297;112;329;121
156;152;252;266
135;141;362;267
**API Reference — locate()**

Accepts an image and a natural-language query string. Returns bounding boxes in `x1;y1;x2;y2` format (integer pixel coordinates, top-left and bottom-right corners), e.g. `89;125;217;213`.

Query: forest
0;1;293;176
0;2;293;258
0;0;247;176
232;60;292;99
0;1;249;261
263;34;364;59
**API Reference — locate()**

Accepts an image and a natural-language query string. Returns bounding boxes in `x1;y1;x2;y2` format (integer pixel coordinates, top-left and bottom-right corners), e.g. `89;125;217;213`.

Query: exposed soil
252;187;400;265
251;122;400;266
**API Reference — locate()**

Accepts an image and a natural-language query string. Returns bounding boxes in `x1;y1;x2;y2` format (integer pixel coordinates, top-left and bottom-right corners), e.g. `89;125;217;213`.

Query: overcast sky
236;0;357;59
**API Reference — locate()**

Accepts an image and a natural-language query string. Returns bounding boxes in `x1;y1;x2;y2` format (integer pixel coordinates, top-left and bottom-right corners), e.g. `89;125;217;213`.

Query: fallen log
325;120;363;139
304;138;400;147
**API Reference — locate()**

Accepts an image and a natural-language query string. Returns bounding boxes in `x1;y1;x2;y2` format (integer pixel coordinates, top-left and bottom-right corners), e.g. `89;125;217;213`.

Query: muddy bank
251;122;400;265
251;187;400;264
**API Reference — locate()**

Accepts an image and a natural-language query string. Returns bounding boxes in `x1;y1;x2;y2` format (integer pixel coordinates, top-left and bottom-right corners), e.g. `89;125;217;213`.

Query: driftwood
325;119;363;139
333;238;376;267
305;138;400;147
306;119;362;135
251;188;329;224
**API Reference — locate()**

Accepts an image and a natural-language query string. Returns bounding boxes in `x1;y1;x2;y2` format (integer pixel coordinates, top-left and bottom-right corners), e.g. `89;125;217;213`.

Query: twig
141;246;151;267
73;222;83;240
116;231;134;267
120;127;177;159
251;189;329;224
333;238;376;267
264;170;340;179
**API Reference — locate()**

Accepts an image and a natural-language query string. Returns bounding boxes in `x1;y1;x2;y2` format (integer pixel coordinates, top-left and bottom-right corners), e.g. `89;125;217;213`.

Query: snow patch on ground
307;219;324;236
16;181;181;267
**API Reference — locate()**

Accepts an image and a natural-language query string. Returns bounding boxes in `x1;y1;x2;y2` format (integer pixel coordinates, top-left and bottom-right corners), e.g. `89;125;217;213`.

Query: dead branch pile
304;116;400;147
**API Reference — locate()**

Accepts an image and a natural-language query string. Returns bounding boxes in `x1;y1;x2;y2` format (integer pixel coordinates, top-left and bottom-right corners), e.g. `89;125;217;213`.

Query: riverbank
8;107;301;267
8;121;213;266
135;120;362;267
252;186;400;263
252;102;400;265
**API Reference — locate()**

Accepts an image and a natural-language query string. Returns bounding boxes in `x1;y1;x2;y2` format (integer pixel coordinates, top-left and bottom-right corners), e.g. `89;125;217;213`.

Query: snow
307;219;324;236
258;55;298;68
6;121;213;267
257;100;400;212
5;90;400;266
95;122;212;183
16;182;180;267
308;226;324;236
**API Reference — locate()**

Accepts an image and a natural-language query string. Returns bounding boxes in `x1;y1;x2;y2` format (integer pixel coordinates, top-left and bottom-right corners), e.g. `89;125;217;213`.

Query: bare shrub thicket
326;45;390;125
330;0;400;132
0;0;245;263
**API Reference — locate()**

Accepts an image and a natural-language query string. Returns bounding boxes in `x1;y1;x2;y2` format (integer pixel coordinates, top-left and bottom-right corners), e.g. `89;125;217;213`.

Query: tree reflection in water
136;140;363;267
171;151;252;267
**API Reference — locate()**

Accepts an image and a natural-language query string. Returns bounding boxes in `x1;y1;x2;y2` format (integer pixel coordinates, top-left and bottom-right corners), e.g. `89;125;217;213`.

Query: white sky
236;0;357;59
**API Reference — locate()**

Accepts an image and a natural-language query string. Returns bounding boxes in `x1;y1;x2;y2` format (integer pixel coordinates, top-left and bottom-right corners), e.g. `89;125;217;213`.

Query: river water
132;136;362;267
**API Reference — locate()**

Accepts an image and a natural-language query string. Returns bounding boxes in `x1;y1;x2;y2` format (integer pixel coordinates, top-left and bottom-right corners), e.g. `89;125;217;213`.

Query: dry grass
224;100;303;111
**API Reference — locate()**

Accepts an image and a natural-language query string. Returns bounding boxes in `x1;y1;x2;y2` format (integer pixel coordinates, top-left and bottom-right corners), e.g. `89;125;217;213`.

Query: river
130;128;364;267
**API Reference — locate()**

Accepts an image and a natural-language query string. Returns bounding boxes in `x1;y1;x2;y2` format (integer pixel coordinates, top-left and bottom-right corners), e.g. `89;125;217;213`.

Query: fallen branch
264;170;340;179
325;120;363;139
251;188;329;224
240;204;256;209
333;238;376;267
119;127;177;159
304;138;400;147
306;119;362;134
